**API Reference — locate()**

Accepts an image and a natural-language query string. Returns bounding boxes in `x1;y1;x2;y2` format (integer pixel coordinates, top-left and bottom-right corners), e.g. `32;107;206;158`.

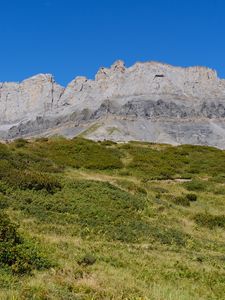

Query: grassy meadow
0;137;225;299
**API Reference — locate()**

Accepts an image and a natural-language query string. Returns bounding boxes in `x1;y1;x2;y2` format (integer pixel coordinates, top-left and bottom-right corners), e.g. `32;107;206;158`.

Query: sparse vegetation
0;138;225;299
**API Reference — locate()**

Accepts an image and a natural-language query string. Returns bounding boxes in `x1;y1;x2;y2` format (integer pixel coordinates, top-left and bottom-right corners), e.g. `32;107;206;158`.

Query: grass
0;138;225;299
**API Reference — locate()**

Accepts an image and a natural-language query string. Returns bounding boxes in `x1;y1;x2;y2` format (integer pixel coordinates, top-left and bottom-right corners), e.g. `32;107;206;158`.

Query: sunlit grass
0;138;225;299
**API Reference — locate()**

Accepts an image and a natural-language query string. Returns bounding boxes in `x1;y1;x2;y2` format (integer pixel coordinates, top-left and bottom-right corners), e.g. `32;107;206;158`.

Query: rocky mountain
1;60;225;148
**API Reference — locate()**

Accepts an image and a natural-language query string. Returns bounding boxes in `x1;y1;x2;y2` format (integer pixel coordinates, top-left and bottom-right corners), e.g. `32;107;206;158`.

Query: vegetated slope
0;137;225;299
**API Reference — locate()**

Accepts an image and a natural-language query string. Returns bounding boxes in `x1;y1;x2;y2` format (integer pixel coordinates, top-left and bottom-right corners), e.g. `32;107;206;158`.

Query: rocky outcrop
0;74;63;124
1;60;225;148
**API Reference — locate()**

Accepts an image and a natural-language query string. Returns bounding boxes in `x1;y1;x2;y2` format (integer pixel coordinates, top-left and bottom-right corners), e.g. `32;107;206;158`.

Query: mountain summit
1;60;225;147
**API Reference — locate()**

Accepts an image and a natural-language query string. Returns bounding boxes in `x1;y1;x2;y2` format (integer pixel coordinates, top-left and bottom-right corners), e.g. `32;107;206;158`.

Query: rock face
1;60;225;148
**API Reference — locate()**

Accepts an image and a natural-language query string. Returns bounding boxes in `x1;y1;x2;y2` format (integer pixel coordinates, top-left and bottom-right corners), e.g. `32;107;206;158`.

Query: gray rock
1;60;225;148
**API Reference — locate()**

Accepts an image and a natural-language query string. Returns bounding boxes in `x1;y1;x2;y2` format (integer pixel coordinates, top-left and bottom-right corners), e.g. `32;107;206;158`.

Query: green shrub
0;181;10;195
210;174;225;183
100;140;117;146
115;180;147;195
121;143;225;180
0;212;51;274
186;193;197;202
0;212;21;244
151;226;189;246
35;137;49;143
0;195;9;209
151;186;169;194
118;169;131;176
4;170;61;193
168;193;197;206
0;160;13;179
180;173;192;179
33;137;123;170
78;254;96;266
214;187;225;195
11;180;148;243
183;180;207;192
0;144;10;159
171;196;190;207
14;138;28;148
194;213;225;229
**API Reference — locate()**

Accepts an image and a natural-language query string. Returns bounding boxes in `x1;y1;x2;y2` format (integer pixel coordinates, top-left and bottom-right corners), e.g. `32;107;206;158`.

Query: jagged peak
111;60;126;70
128;60;217;79
95;60;126;81
0;74;57;87
21;73;55;84
0;60;221;87
94;60;219;82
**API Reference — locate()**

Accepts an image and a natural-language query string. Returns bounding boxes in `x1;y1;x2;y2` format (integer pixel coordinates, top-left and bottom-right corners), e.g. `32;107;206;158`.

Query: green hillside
0;137;225;299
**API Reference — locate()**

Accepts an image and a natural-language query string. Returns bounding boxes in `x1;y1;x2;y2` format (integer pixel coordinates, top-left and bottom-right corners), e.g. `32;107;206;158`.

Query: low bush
14;138;28;148
35;137;49;143
4;170;61;193
186;193;197;202
33;137;123;170
115;180;147;195
11;180;148;243
0;181;11;195
0;195;9;209
0;211;21;243
183;180;207;192
151;226;190;246
0;160;14;179
168;193;197;206
210;174;225;183
100;140;117;146
78;254;96;266
214;188;225;195
0;212;51;274
0;144;10;160
171;196;190;207
194;213;225;229
151;186;169;194
118;169;131;176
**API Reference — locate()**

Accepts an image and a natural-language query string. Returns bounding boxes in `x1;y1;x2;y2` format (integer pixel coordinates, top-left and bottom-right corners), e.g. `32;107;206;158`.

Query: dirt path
65;169;139;185
65;169;192;186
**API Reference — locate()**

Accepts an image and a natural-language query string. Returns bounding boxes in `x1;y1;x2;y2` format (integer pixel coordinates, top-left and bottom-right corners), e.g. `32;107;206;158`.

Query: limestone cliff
1;60;225;148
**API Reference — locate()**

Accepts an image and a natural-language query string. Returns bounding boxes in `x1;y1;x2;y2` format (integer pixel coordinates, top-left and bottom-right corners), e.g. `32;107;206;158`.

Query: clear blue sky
0;0;224;86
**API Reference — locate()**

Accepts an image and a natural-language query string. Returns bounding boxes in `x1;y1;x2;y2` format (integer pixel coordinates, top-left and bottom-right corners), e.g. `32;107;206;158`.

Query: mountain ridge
1;60;225;148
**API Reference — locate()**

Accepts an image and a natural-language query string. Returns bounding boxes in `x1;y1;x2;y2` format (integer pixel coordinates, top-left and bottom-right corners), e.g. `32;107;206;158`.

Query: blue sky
0;0;224;86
